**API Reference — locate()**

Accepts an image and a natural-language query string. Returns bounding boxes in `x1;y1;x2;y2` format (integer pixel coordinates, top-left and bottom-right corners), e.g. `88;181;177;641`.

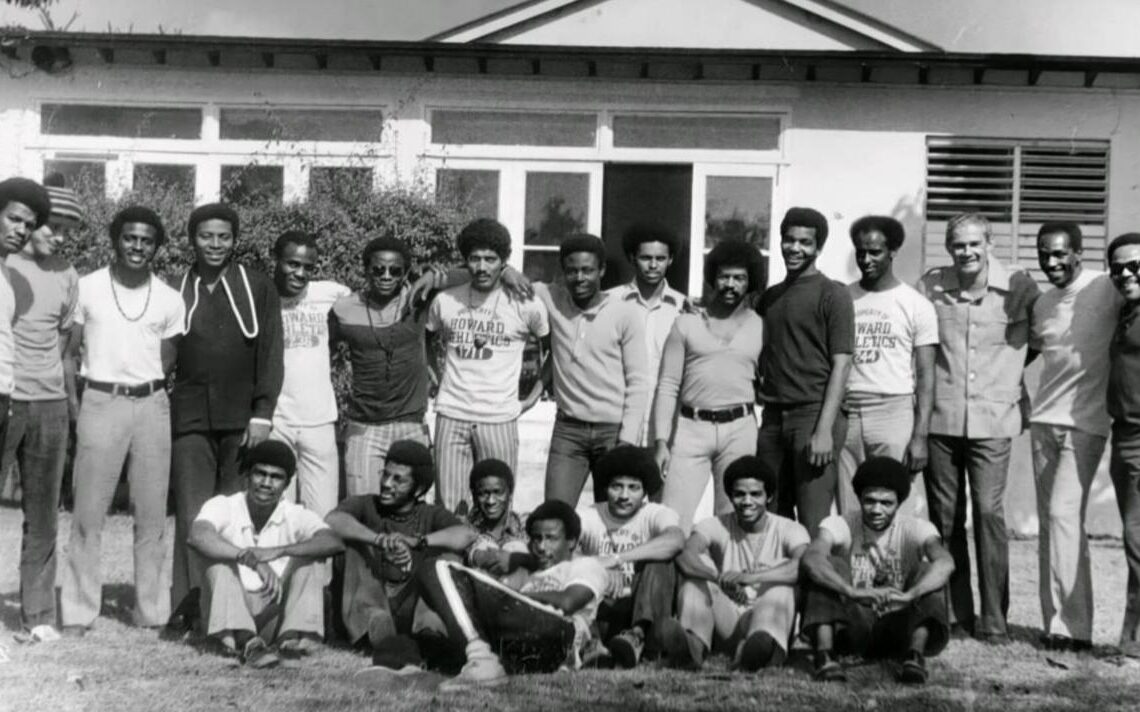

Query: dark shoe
367;610;396;651
658;618;704;670
898;651;928;684
738;631;779;672
242;636;280;669
1041;634;1092;653
164;589;201;639
949;621;975;639
813;651;846;682
609;627;645;669
203;633;240;659
976;632;1011;646
60;625;88;639
577;636;613;669
277;632;319;660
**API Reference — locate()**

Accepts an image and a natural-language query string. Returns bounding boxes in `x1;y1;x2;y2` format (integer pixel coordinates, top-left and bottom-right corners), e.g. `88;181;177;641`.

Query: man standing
575;445;683;668
1030;222;1119;652
190;440;343;668
917;212;1039;642
839;216;937;517
427;219;549;510
655;240;765;528
60;206;186;634
536;234;650;505
271;230;350;518
1106;232;1140;654
608;224;686;445
5;180;80;641
170;202;284;627
802;457;954;684
756;207;854;534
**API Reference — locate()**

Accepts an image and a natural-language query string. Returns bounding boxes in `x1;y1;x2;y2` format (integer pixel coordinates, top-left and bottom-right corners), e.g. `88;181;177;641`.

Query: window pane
613;114;779;150
431;110;596;147
309;167;373;200
524;172;589;246
40;103;201;139
134;163;196;192
221;165;284;204
523;250;561;284
436;169;499;220
705;176;772;251
44;159;106;197
219;108;384;142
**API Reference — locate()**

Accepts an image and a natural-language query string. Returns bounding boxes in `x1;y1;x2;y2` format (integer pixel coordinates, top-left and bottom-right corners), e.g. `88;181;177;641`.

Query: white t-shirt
75;268;185;383
277;280;351;427
846;281;939;399
195;491;331;592
819;512;939;591
577;502;681;598
1030;270;1121;436
427;284;549;422
0;264;15;395
519;556;608;635
694;512;809;602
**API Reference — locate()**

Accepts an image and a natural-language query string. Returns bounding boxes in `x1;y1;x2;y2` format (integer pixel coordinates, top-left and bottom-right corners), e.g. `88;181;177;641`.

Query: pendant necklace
466;286;502;351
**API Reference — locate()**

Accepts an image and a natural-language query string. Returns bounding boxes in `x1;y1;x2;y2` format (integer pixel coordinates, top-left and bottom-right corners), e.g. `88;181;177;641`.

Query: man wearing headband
169;202;284;632
190;440;343;668
4;175;81;642
802;457;953;684
60;206;186;636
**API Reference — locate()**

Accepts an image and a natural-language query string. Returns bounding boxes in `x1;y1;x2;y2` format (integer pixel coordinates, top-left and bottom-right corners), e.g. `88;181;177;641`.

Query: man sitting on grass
801;456;954;684
325;440;476;674
660;455;809;671
426;500;610;690
576;444;683;668
188;440;343;668
462;459;530;577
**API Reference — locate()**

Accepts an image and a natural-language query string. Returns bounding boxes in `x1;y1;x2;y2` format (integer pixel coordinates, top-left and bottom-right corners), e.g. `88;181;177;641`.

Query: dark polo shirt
171;262;284;434
1110;302;1140;428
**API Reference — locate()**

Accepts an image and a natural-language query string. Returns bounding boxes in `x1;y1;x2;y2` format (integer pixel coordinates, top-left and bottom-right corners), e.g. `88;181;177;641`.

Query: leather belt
680;403;752;424
84;378;166;398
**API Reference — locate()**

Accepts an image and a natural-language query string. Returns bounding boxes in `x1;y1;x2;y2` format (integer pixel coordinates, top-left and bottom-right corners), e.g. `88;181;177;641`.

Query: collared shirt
917;258;1040;439
194;491;330;592
535;282;649;442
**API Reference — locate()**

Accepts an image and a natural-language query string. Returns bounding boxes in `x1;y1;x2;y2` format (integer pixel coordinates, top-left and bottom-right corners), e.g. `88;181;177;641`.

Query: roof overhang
4;31;1140;89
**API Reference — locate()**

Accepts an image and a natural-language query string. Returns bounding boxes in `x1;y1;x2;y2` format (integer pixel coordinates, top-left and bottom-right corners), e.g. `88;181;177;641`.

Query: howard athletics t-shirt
427;284;549;422
577;502;681;599
819;512;940;592
846;281;939;399
693;512;809;604
277;280;352;427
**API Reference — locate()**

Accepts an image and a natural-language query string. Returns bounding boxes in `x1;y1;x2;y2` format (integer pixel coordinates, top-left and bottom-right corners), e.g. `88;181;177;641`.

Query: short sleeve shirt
195;492;331;592
577;502;680;598
520;557;609;633
6;253;78;400
758;272;855;406
75;267;185;383
846;281;939;399
333;496;460;584
426;284;549;422
819;512;939;591
694;512;809;602
277;280;352;427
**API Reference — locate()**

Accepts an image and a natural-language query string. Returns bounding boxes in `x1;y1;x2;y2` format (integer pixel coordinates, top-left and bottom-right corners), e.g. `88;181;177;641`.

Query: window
613;114;780;150
431;110;596;147
40;103;201;139
523;172;589;283
219;108;384;142
435;169;499;220
221;165;284;204
133;164;196;203
924;137;1110;282
704;176;772;251
309;167;373;200
43;159;106;197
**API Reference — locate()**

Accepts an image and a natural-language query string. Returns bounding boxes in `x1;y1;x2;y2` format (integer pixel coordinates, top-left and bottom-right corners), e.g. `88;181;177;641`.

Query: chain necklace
364;289;409;377
109;266;152;323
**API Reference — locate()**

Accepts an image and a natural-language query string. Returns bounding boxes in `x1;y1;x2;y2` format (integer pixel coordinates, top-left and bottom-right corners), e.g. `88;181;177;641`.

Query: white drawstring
180;264;260;339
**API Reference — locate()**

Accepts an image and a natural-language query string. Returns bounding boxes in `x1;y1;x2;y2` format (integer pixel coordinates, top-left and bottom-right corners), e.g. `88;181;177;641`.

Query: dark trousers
544;416;621;505
802;557;949;658
756;403;847;534
1110;422;1140;650
171;429;245;609
925;435;1011;636
595;561;676;642
5;399;69;629
422;561;577;674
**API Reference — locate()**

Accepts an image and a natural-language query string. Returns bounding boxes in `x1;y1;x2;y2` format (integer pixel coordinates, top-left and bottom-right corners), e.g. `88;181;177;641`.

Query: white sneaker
29;625;61;643
438;640;507;691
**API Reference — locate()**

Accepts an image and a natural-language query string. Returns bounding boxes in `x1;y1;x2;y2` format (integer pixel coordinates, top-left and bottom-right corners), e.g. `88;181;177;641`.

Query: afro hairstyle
780;207;829;247
526;499;582;541
386;439;436;497
468;458;515;493
722;455;779;499
849;215;905;251
457;218;511;261
851;456;911;503
703;238;766;293
593;444;663;496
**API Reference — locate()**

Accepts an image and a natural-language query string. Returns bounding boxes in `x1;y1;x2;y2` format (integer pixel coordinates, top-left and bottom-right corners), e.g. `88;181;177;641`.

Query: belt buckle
111;383;127;397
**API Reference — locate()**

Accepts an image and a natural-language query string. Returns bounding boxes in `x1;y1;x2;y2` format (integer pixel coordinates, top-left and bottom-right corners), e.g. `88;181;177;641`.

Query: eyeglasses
1110;260;1140;278
369;265;405;278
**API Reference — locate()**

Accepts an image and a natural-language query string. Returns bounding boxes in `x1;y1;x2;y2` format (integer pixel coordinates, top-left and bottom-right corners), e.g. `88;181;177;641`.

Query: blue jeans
3;399;70;629
544;415;621;506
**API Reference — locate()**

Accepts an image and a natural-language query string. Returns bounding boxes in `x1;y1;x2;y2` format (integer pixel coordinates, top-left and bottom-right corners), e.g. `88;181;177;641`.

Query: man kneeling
428;500;609;690
189;441;344;667
661;455;809;671
801;456;954;684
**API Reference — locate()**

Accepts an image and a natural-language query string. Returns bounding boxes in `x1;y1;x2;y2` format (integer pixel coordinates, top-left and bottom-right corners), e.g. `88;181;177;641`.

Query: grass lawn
2;506;1140;711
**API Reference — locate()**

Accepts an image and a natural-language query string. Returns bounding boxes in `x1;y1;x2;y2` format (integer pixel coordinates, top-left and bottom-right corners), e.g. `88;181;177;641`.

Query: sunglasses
369;265;405;278
1110;260;1140;278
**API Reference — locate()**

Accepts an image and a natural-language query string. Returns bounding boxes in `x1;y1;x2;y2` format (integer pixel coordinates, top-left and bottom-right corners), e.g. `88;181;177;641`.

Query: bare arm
800;530;850;596
524;583;595;615
160;336;179;374
905;344;935;472
675;531;719;583
325;510;380;545
737;543;806;586
188;519;245;562
903;537;955;600
63;324;82;418
653;324;685;474
614;527;684;565
809;353;852;467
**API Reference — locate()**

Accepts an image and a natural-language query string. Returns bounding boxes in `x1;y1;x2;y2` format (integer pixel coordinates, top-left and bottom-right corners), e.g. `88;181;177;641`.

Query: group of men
2;169;1140;690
